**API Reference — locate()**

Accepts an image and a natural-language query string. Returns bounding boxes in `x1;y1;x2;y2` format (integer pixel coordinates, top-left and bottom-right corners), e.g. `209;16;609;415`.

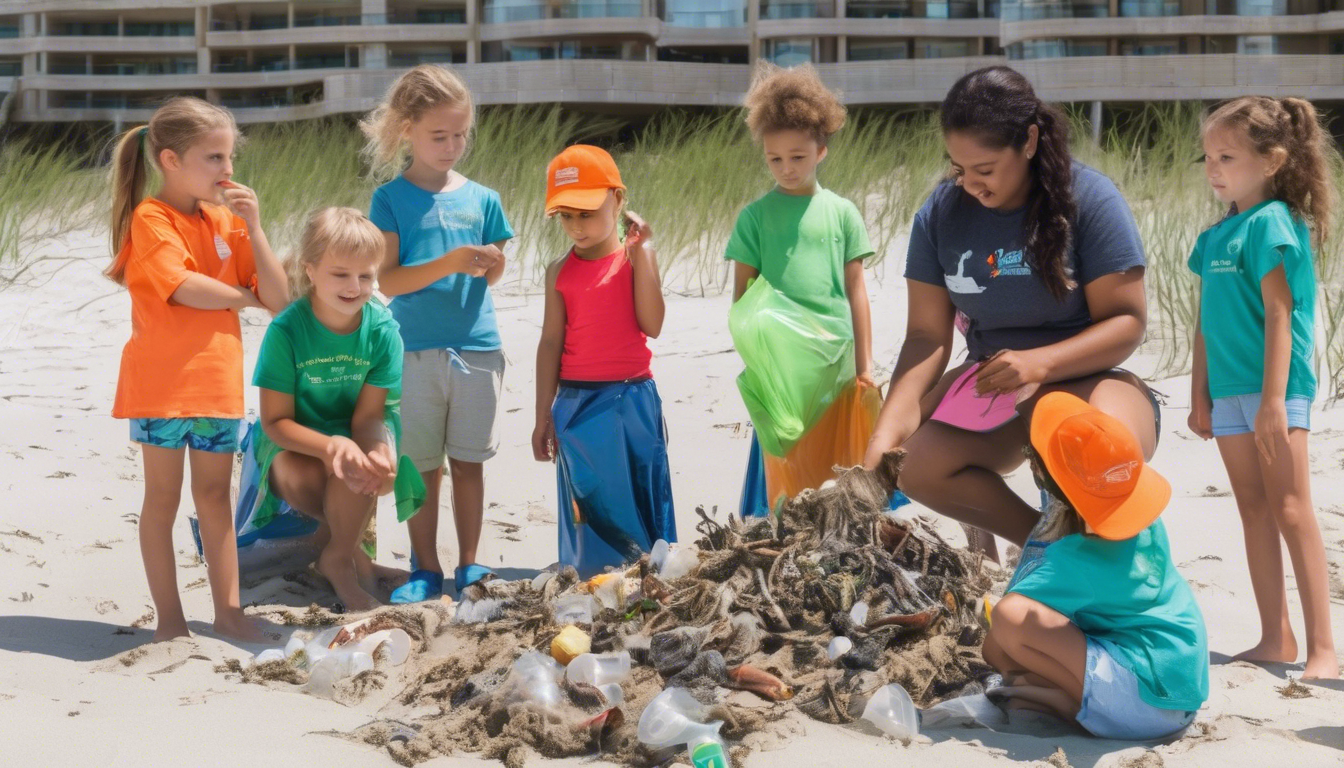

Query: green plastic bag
730;276;854;457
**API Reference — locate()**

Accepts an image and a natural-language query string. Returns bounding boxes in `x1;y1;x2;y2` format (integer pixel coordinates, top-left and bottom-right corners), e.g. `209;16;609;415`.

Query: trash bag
232;418;320;550
730;276;854;457
761;381;882;512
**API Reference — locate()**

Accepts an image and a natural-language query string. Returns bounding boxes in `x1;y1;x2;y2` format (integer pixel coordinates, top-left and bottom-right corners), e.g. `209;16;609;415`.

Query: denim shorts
130;417;241;453
1076;638;1196;741
1211;394;1311;438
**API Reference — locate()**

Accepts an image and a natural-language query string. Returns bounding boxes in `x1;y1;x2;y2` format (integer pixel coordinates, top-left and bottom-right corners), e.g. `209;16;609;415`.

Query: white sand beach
2;227;1344;767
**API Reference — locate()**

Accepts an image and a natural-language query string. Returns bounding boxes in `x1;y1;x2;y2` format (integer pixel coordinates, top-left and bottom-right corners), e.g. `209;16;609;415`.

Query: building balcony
999;9;1344;44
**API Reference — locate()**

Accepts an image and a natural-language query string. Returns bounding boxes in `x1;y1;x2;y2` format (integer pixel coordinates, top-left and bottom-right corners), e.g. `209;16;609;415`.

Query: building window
848;39;910;59
761;0;835;19
388;47;466;66
918;38;973;57
48;20;119;36
124;21;195;36
1119;0;1179;15
763;38;815;64
663;0;748;27
1120;38;1180;53
481;40;634;60
1231;0;1285;15
658;46;750;62
0;58;22;76
1237;34;1277;53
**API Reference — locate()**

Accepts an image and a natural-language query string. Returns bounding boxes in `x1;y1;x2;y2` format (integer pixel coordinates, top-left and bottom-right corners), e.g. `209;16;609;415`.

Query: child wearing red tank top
532;145;677;577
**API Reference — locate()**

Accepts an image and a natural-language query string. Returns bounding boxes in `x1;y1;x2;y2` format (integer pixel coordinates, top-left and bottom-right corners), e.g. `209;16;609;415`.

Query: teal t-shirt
252;296;405;441
1188;200;1317;401
1008;520;1209;712
724;187;873;329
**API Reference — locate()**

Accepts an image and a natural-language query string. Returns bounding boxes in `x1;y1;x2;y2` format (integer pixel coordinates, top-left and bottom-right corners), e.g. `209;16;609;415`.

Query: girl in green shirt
1188;96;1338;679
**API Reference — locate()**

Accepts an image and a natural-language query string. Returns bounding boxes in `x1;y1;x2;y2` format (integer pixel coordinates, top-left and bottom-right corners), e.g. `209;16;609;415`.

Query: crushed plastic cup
284;635;305;659
827;636;853;661
356;628;411;666
531;571;555;592
507;651;563;709
861;683;919;741
566;652;632;687
660;547;699;582
849;601;869;628
649;539;670;572
637;687;723;749
592;574;628;611
920;692;1007;730
349;651;374;676
552;593;597;625
454;597;504;624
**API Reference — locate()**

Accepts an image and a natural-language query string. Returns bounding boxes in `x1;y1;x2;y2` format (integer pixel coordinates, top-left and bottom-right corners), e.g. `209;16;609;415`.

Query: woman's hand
219;180;262;231
325;436;376;493
531;418;557;463
1187;396;1213;441
975;349;1047;396
1254;399;1289;463
863;426;899;471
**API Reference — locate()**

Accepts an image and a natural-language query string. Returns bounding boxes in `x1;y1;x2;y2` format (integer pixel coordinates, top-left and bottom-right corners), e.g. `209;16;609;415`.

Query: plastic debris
862;683;920;741
827;636;853;661
551;625;592;665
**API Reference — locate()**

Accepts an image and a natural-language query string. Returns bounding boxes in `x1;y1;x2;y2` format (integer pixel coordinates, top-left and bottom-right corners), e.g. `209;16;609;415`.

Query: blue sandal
454;564;496;596
390;569;444;604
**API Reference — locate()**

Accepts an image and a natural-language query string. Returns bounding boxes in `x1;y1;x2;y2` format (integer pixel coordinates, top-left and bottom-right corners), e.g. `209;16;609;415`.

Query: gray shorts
402;348;505;471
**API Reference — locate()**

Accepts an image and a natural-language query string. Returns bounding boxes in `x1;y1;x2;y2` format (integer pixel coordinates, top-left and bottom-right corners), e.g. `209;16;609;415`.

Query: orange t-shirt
112;198;257;419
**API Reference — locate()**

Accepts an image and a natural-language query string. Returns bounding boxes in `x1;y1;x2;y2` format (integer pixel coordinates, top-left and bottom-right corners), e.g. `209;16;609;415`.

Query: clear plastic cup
637;687;722;748
566;652;632;687
849;601;869;627
649;539;670;572
861;683;919;740
827;636;853;661
552;593;597;625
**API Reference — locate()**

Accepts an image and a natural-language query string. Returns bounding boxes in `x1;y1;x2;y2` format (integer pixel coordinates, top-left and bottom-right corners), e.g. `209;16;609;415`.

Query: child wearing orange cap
984;392;1208;740
532;145;676;577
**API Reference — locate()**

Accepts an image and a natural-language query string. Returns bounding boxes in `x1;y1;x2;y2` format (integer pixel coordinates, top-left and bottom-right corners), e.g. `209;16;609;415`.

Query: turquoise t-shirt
1008;520;1209;712
369;176;514;353
252;296;404;441
1188;200;1317;401
724;186;873;329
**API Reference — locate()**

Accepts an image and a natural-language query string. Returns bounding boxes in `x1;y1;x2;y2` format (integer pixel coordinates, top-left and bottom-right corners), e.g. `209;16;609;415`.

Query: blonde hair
1203;96;1337;251
288;207;385;299
360;64;474;179
743;61;847;146
106;96;238;284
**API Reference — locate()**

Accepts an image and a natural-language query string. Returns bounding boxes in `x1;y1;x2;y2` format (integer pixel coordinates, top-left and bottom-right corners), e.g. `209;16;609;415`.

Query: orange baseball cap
544;144;625;215
1030;392;1170;541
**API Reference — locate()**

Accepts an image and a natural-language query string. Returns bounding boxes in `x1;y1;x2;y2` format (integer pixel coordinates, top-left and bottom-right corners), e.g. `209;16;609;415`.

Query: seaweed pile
234;451;997;766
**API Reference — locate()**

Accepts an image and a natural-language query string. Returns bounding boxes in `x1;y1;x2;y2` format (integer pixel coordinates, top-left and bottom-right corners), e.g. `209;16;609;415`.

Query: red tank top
556;247;653;381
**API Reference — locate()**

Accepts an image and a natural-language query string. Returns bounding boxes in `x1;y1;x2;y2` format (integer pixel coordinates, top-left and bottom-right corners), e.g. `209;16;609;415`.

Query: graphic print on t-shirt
987;248;1030;278
945;250;987;294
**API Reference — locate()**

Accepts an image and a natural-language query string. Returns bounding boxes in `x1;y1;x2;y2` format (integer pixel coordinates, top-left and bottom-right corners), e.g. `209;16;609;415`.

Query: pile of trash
238;451;998;766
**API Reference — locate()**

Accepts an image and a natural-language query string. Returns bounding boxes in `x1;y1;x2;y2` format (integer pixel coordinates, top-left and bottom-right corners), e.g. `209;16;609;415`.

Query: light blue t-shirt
369;176;514;353
1188;200;1317;401
1009;520;1209;712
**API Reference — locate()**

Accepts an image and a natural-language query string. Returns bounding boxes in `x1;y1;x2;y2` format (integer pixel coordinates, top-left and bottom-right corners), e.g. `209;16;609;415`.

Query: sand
3;227;1344;767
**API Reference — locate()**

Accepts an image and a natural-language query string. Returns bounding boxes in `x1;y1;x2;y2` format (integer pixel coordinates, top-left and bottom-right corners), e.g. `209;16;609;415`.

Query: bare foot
212;611;267;644
317;550;381;613
152;622;190;643
1302;653;1340;680
354;549;409;594
1232;635;1299;665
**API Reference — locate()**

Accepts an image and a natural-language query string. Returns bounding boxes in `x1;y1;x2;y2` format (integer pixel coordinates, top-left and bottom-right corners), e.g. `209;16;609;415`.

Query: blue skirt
554;379;677;578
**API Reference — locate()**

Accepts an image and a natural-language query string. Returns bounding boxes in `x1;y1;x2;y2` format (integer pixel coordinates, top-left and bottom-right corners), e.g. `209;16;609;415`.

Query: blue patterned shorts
130;417;241;453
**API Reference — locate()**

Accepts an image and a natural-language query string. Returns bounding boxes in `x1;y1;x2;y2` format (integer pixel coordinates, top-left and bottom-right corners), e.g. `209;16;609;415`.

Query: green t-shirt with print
253;296;404;442
725;186;874;329
1188;200;1317;401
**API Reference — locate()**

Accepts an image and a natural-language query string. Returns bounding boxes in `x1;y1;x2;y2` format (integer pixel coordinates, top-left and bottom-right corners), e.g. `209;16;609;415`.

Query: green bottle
690;737;728;768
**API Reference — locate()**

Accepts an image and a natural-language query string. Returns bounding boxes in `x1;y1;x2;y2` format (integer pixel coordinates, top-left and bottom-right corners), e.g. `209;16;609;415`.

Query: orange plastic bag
762;380;882;511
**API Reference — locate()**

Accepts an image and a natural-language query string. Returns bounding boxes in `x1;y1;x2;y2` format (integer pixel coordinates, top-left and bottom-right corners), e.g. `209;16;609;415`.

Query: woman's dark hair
941;66;1077;300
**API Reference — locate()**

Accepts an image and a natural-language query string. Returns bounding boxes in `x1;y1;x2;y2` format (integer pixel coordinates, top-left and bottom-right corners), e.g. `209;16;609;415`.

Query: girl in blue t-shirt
1187;96;1338;679
360;65;515;602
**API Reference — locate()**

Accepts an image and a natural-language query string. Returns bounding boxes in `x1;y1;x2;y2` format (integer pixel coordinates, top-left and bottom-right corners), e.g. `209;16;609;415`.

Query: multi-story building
0;0;1340;125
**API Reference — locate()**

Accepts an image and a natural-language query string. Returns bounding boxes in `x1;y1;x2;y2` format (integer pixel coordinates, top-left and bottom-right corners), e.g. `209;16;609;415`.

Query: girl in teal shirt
1187;97;1338;679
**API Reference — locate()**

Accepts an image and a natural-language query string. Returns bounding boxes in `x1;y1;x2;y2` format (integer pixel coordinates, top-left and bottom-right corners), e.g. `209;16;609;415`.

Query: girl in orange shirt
107;97;289;642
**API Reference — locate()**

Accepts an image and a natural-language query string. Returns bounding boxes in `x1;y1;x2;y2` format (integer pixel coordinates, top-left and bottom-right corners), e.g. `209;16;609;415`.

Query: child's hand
218;180;262;230
361;442;397;495
456;245;503;278
623;211;653;250
1187;398;1213;440
325;436;376;493
1254;399;1290;463
233;284;263;311
531;419;557;463
857;369;877;390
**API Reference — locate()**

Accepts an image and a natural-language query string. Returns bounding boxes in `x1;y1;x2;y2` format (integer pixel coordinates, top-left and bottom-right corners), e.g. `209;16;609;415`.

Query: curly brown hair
1204;96;1337;252
743;62;846;145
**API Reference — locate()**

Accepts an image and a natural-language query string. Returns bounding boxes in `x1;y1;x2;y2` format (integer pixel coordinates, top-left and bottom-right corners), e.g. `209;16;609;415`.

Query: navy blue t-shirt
904;163;1145;360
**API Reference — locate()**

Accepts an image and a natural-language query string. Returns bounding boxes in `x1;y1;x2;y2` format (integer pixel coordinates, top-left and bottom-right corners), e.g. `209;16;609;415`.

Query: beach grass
2;102;1342;394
